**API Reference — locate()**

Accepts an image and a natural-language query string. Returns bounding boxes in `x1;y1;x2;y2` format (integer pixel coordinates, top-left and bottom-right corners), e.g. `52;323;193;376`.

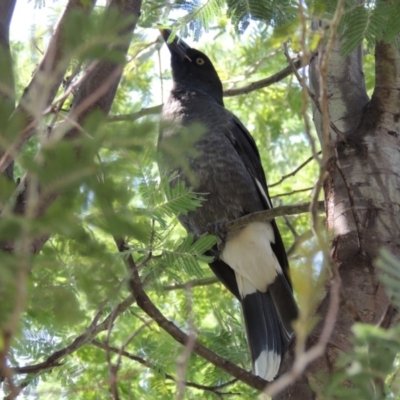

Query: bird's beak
159;29;192;62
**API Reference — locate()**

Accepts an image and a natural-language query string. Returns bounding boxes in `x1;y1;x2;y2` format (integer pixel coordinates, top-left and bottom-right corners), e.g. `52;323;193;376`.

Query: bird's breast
160;98;263;235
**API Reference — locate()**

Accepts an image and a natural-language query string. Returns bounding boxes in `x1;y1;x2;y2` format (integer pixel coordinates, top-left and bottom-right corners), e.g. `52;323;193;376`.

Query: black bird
158;29;298;381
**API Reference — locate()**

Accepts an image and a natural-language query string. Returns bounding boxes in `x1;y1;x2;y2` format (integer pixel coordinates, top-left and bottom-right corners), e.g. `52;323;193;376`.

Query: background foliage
1;0;400;398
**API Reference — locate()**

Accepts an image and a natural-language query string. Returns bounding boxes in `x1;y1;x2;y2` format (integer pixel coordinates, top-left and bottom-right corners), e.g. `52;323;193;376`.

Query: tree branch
108;104;162;123
210;201;324;234
223;56;306;97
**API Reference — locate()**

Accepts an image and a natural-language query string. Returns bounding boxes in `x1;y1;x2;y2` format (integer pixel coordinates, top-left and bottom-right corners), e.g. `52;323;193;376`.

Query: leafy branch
114;237;269;391
6;296;135;378
92;340;238;396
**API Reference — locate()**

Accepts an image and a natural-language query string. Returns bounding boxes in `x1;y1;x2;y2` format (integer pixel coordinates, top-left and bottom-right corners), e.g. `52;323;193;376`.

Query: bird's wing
230;116;272;205
221;113;292;287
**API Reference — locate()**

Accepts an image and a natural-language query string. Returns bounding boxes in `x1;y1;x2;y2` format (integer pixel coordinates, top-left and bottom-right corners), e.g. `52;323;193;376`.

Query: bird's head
160;29;223;105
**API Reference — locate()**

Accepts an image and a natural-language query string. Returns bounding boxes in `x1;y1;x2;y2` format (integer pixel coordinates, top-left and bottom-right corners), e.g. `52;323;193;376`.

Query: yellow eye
196;58;205;65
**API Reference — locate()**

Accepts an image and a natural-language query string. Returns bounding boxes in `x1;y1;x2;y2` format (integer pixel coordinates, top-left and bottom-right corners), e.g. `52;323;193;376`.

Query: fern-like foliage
173;0;226;39
158;178;205;217
140;174;205;226
376;248;400;309
171;0;298;37
226;0;297;32
171;0;400;56
337;0;400;55
162;234;217;280
135;168;216;284
323;323;400;400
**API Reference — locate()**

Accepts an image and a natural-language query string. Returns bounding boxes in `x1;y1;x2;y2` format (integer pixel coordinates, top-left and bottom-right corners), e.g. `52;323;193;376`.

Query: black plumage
158;29;298;381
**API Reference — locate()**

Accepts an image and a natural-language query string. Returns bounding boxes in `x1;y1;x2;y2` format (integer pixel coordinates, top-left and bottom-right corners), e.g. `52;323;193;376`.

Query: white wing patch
255;177;273;211
220;222;282;295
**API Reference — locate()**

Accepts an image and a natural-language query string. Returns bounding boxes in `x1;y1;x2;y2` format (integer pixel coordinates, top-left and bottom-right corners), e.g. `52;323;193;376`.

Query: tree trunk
276;21;400;400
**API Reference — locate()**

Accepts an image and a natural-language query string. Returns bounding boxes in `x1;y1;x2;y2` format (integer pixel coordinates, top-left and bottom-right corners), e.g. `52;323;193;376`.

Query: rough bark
277;20;400;400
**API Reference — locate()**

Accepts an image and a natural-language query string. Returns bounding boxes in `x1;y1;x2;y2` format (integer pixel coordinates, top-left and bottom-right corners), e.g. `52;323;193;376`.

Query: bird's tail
241;275;296;381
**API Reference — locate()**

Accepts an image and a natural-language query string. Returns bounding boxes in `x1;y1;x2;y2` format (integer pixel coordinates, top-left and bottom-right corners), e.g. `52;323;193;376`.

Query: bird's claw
207;220;227;251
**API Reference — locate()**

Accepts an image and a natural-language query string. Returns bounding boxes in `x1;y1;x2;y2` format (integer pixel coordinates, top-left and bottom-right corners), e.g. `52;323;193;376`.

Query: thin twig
91;340;238;395
283;215;299;238
44;61;81;143
310;0;346;244
271;187;314;198
263;258;341;397
269;152;321;188
107;319;154;399
176;284;197;400
158;47;164;102
115;320;154;374
163;277;218;291
68;66;123;126
283;43;321;166
136;219;156;269
287;230;313;258
333;146;364;253
105;303;121;399
43;61;100;115
283;45;346;145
